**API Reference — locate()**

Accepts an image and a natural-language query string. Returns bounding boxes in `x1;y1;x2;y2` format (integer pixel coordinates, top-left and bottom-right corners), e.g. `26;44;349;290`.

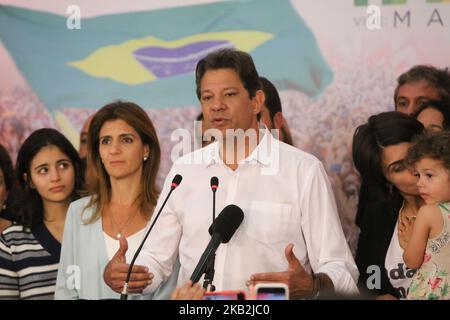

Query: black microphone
120;174;182;300
190;204;244;284
210;176;218;224
203;177;219;291
210;177;218;192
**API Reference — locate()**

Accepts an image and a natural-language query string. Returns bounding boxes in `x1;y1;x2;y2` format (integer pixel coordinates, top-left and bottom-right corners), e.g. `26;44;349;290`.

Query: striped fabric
0;224;61;299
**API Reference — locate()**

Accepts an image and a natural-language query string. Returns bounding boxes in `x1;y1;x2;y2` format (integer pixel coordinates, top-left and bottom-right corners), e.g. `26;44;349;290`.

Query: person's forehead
200;68;243;88
382;142;410;165
418;107;443;118
415;157;444;170
100;119;137;135
31;145;67;165
398;80;439;97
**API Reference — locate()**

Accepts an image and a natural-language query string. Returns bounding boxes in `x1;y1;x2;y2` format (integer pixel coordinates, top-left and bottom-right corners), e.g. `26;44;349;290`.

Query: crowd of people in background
1;48;450;300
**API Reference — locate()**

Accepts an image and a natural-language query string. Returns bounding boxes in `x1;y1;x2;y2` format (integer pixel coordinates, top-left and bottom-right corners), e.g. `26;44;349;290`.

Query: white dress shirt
104;228;146;262
137;127;359;295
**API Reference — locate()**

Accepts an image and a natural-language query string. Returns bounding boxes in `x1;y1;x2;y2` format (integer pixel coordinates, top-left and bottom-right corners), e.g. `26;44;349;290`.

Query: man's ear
252;90;265;116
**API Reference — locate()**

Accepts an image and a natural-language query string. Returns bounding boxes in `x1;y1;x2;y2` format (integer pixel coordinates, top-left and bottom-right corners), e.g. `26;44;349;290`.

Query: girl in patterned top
404;130;450;300
0;128;82;299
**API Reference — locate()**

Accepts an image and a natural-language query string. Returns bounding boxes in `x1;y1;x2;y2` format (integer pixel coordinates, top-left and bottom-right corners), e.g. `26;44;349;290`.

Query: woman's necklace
399;201;417;224
109;209;138;240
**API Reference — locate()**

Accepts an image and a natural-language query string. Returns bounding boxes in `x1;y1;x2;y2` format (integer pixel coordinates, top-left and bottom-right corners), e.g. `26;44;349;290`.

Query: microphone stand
202;183;217;292
120;177;181;300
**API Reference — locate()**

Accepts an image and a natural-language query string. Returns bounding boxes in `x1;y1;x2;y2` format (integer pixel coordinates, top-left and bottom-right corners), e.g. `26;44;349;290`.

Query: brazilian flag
0;0;332;112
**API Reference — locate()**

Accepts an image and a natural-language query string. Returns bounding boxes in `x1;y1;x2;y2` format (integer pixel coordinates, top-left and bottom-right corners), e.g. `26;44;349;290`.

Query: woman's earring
143;156;148;162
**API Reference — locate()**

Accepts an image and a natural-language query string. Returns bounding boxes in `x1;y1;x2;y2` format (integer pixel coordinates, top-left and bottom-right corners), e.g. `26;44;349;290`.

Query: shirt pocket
246;200;296;244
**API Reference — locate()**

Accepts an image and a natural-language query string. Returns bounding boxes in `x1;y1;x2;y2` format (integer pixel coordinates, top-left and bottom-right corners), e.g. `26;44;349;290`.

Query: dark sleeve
355;201;400;298
355;206;380;296
355;181;370;228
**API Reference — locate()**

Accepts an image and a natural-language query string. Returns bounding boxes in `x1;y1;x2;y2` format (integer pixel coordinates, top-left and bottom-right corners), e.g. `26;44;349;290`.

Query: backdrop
1;0;449;252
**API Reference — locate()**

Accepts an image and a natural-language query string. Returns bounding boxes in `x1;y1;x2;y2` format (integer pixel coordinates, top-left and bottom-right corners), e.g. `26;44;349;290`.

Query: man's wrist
310;273;334;299
310;273;321;299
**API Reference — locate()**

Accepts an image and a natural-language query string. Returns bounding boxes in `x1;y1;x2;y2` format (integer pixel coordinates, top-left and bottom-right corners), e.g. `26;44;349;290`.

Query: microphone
190;204;244;284
120;174;182;300
210;177;219;192
210;176;218;226
203;177;219;291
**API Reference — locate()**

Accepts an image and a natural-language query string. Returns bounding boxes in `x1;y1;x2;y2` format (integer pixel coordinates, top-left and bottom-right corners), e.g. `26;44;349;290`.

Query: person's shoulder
67;196;96;222
417;203;442;224
415;204;444;234
439;202;450;213
418;203;441;215
0;223;31;245
278;141;322;167
365;195;403;218
69;196;93;211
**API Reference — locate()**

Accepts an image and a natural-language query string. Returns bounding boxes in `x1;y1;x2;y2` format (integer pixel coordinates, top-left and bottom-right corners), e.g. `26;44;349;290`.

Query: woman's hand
398;215;415;250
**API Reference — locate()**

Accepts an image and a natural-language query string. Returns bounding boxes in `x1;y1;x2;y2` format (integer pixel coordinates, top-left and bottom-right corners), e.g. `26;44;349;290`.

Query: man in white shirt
103;49;359;298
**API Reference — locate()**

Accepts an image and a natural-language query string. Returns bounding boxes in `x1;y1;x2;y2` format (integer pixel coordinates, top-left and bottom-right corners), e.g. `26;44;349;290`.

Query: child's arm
403;204;438;269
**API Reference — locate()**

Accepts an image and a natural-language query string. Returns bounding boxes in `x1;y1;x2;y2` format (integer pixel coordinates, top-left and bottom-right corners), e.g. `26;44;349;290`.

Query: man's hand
248;243;314;299
103;237;153;294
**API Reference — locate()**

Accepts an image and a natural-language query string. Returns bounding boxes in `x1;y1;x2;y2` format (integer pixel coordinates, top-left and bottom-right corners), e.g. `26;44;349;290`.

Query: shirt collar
204;124;276;168
204;141;222;168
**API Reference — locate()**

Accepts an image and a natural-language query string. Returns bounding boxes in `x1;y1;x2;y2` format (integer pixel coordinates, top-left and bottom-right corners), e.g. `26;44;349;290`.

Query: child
404;130;450;300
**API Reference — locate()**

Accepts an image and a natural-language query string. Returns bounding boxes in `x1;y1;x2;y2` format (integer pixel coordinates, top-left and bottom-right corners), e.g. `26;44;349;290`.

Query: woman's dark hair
15;128;82;229
352;112;424;226
412;99;450;131
0;144;14;192
260;76;282;120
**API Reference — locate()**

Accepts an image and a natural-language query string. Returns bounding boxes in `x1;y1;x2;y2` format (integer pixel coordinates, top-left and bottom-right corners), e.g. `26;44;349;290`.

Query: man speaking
104;49;359;299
